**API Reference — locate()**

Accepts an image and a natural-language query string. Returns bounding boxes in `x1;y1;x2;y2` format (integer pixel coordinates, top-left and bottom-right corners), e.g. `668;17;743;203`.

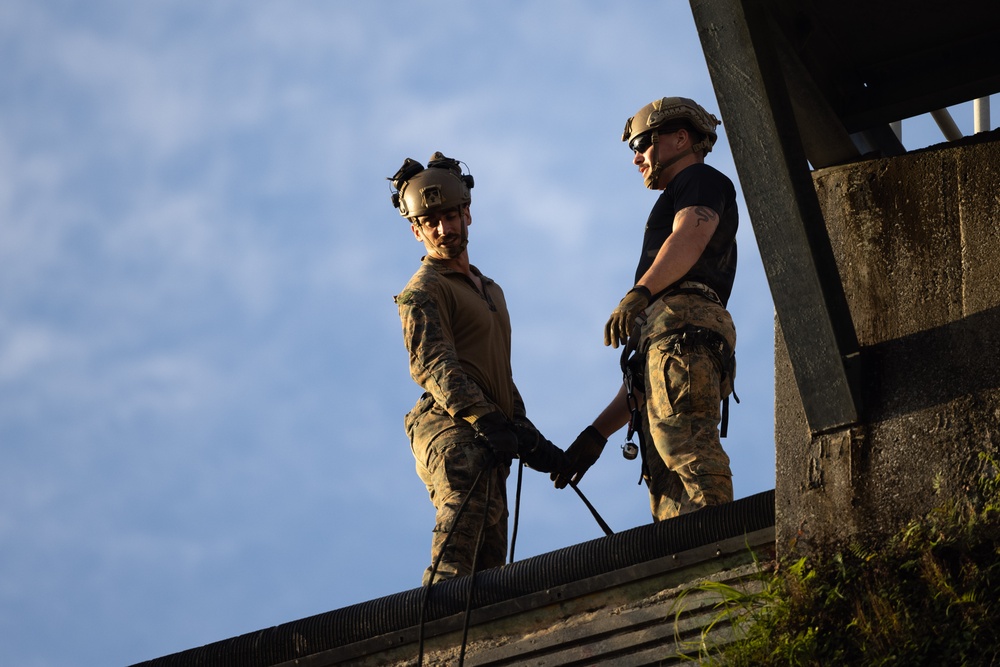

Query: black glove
604;285;651;349
551;425;607;489
471;411;519;463
515;424;570;474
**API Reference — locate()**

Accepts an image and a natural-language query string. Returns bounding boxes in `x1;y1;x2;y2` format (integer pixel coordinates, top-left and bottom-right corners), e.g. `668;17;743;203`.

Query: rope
417;464;489;666
508;459;525;563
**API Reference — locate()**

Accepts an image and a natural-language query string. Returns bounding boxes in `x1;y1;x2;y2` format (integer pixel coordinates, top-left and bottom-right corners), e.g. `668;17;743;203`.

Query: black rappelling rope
417;463;489;667
569;480;614;536
417;456;613;665
508;459;525;563
457;465;495;667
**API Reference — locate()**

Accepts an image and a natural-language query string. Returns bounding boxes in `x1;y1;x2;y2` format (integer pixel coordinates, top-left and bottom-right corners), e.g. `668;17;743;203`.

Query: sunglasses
629;133;654;155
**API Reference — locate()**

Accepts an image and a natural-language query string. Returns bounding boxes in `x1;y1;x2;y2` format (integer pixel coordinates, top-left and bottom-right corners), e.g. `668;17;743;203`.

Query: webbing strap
645;325;732;359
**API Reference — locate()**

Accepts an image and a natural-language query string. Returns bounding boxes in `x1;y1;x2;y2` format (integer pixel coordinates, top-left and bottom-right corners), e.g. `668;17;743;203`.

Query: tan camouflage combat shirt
395;256;523;423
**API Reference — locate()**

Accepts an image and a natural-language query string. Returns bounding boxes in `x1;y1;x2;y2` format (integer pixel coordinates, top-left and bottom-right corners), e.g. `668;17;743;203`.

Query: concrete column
775;135;1000;557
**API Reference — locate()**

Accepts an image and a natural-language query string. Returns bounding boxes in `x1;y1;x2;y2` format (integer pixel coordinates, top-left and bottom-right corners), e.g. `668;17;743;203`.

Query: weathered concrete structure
776;134;1000;554
691;0;1000;557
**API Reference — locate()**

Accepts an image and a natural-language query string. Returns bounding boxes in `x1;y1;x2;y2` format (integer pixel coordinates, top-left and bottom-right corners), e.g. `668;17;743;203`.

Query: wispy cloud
0;3;779;666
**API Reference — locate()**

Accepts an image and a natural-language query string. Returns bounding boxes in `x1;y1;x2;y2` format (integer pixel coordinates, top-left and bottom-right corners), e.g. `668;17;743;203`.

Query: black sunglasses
629;133;654;154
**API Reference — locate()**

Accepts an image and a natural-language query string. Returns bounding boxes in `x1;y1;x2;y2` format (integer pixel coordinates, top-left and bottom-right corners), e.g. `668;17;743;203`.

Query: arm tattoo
692;205;718;227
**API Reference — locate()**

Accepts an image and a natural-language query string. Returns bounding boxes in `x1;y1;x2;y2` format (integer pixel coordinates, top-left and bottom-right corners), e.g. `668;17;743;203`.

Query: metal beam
689;0;861;433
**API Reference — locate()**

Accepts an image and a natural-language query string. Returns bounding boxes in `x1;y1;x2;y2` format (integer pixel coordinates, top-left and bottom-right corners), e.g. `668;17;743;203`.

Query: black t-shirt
633;162;739;306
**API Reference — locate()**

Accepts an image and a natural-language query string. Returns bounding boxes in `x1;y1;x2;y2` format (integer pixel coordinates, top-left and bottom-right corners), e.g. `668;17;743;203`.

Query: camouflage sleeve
512;382;545;440
512;383;529;425
509;383;566;470
396;288;492;419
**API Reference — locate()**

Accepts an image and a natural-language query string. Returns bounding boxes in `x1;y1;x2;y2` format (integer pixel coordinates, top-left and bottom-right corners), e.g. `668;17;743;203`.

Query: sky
0;2;992;666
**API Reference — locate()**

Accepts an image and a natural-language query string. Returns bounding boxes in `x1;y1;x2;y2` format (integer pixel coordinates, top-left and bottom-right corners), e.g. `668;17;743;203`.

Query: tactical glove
471;411;519;463
604;286;651;348
515;424;570;474
551;425;608;489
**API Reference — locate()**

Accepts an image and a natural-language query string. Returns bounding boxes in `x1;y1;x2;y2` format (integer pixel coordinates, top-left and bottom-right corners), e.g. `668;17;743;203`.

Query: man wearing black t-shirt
553;97;739;521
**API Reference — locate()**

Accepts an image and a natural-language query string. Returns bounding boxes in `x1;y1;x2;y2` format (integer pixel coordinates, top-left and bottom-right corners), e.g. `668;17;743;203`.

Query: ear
410;221;424;242
674;128;690;149
461;204;472;227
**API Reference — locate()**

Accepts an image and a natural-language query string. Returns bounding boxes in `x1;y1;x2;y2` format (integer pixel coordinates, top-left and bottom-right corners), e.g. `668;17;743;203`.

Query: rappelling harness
619;281;739;484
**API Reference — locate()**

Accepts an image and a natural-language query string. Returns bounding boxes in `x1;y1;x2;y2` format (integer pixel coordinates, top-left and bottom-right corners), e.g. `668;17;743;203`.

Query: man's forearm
592;384;633;439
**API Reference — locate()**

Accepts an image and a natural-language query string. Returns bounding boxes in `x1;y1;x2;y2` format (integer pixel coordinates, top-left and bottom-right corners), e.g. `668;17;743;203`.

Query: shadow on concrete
863;303;1000;422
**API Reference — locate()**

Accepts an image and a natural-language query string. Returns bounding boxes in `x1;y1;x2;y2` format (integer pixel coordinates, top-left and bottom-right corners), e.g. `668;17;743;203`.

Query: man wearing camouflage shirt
553;98;739;521
391;152;567;585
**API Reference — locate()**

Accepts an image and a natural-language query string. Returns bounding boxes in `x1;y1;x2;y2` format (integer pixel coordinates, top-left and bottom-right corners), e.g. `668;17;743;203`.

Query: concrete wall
775;134;1000;556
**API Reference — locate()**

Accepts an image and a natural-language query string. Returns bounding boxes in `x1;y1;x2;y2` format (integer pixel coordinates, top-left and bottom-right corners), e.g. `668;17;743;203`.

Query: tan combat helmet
622;97;721;189
389;152;474;219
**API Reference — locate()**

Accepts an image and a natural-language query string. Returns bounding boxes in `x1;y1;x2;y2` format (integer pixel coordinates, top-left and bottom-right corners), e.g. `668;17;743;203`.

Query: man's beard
434;225;468;258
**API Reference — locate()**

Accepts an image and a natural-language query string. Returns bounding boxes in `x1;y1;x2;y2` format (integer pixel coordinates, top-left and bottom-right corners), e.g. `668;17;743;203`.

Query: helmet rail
389;152;475;219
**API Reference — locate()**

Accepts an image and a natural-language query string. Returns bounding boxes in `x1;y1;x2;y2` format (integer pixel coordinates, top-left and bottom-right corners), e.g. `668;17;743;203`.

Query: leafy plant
680;453;1000;666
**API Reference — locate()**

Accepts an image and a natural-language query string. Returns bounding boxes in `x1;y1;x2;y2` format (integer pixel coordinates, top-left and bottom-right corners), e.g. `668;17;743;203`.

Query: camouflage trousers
637;292;736;521
405;393;509;586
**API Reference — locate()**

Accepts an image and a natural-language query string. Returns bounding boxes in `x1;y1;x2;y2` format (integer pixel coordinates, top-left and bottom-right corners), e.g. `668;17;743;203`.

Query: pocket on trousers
651;347;720;418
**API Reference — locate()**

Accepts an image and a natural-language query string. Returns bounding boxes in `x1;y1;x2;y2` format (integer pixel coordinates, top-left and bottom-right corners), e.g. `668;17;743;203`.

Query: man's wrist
458;403;496;425
629;285;652;300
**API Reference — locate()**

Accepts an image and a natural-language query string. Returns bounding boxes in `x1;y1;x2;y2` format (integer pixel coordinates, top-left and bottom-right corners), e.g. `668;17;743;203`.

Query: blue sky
0;2;991;665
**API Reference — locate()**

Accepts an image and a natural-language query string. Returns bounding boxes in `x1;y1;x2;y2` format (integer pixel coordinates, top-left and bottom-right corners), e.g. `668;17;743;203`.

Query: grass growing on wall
688;453;1000;666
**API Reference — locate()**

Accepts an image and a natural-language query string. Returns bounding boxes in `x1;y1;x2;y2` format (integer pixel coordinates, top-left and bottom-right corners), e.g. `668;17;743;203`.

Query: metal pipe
974;97;991;133
931;108;963;141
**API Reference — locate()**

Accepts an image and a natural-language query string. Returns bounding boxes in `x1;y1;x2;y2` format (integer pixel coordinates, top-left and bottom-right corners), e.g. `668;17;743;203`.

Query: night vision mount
388;152;474;215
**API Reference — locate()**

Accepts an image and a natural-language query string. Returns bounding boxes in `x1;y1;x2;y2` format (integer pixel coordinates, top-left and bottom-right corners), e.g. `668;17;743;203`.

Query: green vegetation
690;453;1000;666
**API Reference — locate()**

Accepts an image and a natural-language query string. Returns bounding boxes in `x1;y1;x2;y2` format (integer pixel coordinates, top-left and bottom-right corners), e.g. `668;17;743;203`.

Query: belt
663;280;722;306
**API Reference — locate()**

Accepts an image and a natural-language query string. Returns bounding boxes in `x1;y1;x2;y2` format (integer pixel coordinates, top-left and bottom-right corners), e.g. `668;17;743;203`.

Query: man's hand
515;424;570;474
604;286;651;348
551;426;607;489
471;411;519;462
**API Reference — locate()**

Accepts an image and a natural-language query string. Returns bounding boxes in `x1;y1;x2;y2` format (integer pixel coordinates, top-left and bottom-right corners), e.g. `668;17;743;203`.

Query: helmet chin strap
642;132;713;190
